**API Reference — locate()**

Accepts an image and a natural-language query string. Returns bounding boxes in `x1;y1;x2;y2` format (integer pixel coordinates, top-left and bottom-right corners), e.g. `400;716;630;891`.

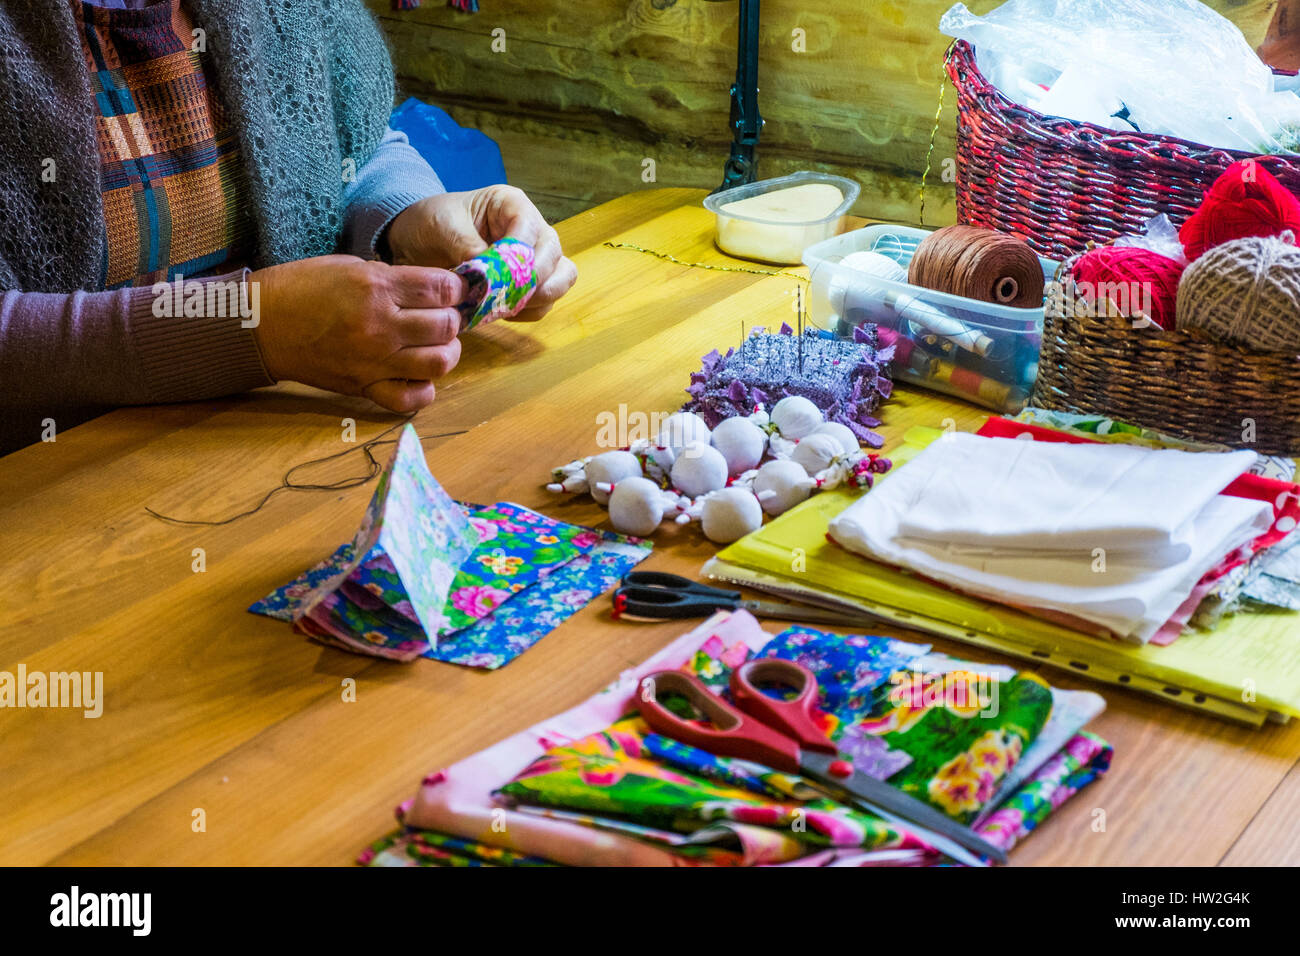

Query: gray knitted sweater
0;0;450;455
0;0;394;293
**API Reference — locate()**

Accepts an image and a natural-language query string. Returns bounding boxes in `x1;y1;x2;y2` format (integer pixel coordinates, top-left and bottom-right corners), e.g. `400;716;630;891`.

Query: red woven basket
945;40;1300;258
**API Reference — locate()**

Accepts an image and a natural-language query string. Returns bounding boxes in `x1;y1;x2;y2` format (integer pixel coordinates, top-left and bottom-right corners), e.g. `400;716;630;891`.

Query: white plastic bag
1113;214;1188;265
941;0;1300;153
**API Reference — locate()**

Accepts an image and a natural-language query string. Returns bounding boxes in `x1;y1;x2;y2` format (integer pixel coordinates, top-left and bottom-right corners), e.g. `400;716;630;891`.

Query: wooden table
4;189;1298;866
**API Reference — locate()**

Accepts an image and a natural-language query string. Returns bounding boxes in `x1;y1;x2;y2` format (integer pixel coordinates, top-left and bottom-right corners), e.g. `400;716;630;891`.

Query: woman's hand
249;255;464;413
386;186;578;322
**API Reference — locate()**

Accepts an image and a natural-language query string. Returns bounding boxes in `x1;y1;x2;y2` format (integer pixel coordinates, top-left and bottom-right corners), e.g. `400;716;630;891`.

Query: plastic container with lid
704;172;860;265
803;224;1060;413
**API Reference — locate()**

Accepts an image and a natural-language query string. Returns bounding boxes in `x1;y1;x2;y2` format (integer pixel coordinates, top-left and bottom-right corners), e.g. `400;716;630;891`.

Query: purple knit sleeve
340;127;447;261
0;270;273;451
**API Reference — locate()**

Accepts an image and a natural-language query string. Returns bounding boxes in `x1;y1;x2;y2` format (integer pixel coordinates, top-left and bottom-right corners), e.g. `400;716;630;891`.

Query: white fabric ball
607;476;667;536
770;395;824;440
656;411;711;456
811;421;859;456
701;487;764;544
710;416;768;475
753;459;814;516
585;450;643;505
670;441;729;497
645;443;676;474
790;433;843;476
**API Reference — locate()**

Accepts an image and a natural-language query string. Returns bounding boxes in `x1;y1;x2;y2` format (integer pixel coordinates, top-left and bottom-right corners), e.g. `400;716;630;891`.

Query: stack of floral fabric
250;425;651;668
360;611;1112;866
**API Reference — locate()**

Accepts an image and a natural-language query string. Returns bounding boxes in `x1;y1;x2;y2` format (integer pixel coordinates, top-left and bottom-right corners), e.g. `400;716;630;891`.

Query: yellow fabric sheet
712;429;1300;725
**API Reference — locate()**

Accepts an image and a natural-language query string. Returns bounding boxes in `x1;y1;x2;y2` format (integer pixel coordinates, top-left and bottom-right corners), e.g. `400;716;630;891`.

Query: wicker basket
1031;255;1300;455
945;40;1300;259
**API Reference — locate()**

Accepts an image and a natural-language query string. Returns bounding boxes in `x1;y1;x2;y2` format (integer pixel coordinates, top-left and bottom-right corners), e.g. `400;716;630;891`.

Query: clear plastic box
704;172;860;265
803;224;1059;413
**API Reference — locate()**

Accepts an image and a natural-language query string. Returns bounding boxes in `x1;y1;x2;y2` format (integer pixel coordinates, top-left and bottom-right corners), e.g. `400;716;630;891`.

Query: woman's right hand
249;255;465;413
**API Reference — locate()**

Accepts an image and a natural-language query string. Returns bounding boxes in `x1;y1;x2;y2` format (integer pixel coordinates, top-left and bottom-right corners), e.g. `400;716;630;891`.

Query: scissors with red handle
635;658;1008;866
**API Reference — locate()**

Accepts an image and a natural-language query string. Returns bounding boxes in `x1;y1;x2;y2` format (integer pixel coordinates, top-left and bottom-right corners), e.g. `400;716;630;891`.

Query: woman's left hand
386;186;578;322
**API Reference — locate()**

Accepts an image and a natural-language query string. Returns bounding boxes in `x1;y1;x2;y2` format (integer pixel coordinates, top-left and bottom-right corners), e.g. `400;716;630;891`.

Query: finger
490;186;547;247
530;255;578;307
362;379;437;414
391;307;462;346
529;224;563;283
434;190;492;264
388;265;466;309
386;338;462;381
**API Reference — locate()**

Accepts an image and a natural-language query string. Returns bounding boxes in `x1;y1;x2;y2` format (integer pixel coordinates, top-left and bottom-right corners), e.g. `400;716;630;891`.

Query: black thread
144;417;468;526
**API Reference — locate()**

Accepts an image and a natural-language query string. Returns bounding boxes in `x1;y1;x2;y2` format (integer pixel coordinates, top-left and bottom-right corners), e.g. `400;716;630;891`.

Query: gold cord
602;241;809;282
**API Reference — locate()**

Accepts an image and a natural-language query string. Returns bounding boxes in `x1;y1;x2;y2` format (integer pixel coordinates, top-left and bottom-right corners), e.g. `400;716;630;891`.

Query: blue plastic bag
390;97;508;192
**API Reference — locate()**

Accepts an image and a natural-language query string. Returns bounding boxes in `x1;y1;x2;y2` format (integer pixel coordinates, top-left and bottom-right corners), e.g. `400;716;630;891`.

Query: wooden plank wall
365;0;1279;225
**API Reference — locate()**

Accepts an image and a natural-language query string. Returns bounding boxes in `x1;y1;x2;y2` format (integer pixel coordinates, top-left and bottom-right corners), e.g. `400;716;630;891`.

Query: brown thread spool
908;225;1044;309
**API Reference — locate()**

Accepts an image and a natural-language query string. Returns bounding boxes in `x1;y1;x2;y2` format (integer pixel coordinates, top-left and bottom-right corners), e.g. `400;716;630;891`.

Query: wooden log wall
365;0;1279;226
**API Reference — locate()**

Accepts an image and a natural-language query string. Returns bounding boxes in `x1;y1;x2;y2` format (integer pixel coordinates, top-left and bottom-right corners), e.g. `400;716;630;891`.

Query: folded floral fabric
496;715;941;857
829;434;1274;643
979;732;1113;853
388;610;1111;866
285;425;480;660
400;612;778;866
425;530;651;669
359;828;555;867
250;501;629;668
455;237;538;329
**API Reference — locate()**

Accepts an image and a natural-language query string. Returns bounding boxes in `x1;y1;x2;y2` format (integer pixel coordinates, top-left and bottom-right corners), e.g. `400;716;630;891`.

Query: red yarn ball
1070;247;1185;330
1180;160;1300;261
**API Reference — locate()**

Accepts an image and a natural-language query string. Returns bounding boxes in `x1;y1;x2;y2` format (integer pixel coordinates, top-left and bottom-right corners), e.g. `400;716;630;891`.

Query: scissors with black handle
613;571;885;628
635;657;1009;866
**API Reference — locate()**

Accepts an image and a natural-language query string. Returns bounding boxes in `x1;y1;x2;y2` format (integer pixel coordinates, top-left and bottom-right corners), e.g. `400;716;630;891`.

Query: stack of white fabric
828;434;1273;643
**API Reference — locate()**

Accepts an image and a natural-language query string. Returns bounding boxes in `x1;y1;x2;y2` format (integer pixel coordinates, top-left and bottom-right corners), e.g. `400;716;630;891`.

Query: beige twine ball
1176;233;1300;351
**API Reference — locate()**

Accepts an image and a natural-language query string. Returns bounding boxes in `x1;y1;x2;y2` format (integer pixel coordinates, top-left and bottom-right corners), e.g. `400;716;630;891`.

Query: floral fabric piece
455;237;538;329
496;716;937;856
388;611;1112;866
495;626;1055;861
359;828;555;867
425;531;651;669
977;732;1113;853
248;452;613;664
439;503;586;632
274;425;479;661
511;806;778;865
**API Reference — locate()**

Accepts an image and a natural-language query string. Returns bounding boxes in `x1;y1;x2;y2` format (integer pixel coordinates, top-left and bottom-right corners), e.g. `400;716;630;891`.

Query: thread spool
908;225;1044;309
829;251;909;317
929;358;1013;408
1176;233;1300;350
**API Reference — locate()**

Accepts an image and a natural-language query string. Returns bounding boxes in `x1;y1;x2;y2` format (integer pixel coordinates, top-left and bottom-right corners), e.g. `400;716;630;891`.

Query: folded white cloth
828;434;1273;642
893;435;1258;564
